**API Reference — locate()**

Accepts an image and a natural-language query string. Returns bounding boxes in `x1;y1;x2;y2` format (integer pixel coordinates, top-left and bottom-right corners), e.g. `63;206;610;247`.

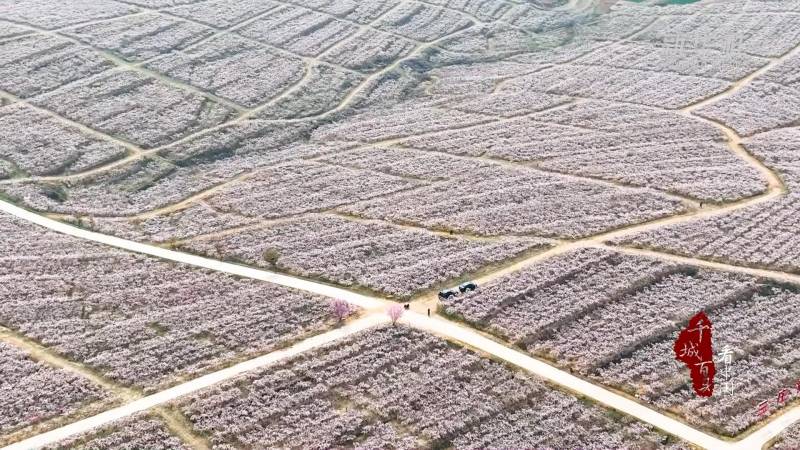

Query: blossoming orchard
1;0;800;449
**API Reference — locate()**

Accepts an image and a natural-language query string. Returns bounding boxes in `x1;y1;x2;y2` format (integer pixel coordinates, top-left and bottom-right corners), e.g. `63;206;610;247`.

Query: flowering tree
330;299;351;322
387;304;404;325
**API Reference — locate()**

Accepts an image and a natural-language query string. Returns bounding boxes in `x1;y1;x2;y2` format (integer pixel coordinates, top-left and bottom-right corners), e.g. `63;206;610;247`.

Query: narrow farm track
152;407;211;450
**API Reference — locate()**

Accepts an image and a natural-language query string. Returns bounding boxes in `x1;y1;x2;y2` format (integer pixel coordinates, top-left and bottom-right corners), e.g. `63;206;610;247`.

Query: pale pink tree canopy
331;299;351;322
387;304;404;325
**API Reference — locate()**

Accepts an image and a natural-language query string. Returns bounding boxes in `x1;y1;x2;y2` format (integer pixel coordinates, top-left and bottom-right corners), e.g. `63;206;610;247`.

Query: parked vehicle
459;282;478;293
438;289;458;300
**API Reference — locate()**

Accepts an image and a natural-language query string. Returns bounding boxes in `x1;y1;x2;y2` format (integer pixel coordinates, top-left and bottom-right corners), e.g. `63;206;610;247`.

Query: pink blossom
387;304;404;325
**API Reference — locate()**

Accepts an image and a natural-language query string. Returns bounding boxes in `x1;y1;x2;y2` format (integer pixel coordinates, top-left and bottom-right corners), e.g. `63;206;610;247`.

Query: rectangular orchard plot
282;0;400;24
0;124;323;217
311;104;494;143
696;80;800;137
0;35;113;98
0;0;137;30
155;120;325;168
0;156;199;217
337;158;686;238
0;214;343;391
30;70;237;149
635;12;800;59
577;41;769;82
422;0;512;21
253;64;365;119
146;34;306;108
376;2;472;42
91;203;260;244
180;214;550;298
398;116;593;159
63;12;214;62
615;194;800;276
501;64;730;109
317;145;501;181
236;6;360;57
538;140;767;203
0;342;111;446
175;326;679;449
165;0;282;28
322;29;417;72
399;100;717;161
446;90;571;118
204;160;424;219
0;104;128;178
46;414;189;450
